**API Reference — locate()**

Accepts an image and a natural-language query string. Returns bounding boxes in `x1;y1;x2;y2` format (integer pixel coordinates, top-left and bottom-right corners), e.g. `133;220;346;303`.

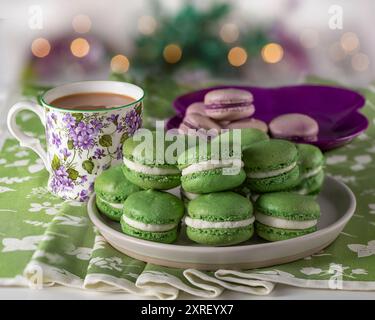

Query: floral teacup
7;81;143;201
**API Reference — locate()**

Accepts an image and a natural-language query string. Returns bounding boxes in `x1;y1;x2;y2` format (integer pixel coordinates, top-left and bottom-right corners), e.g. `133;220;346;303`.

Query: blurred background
0;0;374;127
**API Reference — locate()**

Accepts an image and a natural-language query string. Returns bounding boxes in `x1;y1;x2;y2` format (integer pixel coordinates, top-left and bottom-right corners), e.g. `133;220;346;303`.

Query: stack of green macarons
120;131;187;242
241;139;324;241
180;128;269;203
242;139;324;196
94;126;325;246
95;131;185;243
176;129;271;245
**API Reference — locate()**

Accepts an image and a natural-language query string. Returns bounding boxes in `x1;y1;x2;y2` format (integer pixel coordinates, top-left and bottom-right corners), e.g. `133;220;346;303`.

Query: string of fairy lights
30;14;369;74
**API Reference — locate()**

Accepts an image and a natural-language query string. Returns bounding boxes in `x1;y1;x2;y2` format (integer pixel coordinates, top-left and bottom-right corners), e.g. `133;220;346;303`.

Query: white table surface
0;285;374;300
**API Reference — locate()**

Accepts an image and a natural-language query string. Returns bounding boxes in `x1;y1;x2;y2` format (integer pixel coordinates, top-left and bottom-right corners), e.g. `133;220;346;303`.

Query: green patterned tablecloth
1;82;375;299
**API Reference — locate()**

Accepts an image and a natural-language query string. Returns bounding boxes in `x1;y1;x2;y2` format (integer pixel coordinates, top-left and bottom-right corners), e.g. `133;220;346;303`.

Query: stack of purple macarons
178;88;268;136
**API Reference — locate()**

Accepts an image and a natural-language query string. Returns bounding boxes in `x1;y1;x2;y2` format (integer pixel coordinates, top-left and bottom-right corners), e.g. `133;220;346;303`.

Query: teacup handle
7;101;50;173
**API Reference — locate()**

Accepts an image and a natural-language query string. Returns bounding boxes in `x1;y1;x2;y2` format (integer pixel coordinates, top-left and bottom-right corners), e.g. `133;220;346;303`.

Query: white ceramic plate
88;176;356;270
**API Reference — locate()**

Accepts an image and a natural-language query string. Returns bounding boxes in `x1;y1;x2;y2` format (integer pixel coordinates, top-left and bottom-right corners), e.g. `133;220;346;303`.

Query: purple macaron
269;113;319;142
185;102;206;116
204;89;255;121
225;118;268;133
178;113;221;136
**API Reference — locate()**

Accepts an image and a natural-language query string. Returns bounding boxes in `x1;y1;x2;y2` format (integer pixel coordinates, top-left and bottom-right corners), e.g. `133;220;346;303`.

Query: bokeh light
261;43;284;64
219;23;239;43
111;54;130;73
138;15;157;35
70;38;90;58
72;14;92;34
163;44;182;64
31;38;51;58
351;53;369;71
227;47;248;67
299;29;319;49
340;32;359;53
328;42;346;61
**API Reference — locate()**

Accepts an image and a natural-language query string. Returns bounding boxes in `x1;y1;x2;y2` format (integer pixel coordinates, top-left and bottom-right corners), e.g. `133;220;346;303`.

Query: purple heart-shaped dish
167;85;368;151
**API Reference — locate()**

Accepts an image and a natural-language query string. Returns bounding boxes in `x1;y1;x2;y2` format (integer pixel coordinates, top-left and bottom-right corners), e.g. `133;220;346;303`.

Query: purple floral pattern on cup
45;102;142;201
125;109;143;135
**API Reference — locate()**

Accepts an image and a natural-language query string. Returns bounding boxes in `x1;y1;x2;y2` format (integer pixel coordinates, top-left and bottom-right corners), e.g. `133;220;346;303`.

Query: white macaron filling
181;189;199;200
181;160;244;176
121;215;177;232
247;161;297;179
301;165;323;179
255;212;317;230
123;157;180;175
184;216;255;229
98;196;124;210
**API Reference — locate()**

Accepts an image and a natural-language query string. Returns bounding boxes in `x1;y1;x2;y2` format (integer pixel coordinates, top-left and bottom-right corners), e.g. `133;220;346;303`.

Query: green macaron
254;192;321;242
121;190;185;243
177;143;246;193
122;131;182;190
94;165;142;221
212;128;269;151
186;192;254;246
243;139;300;193
292;143;325;195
